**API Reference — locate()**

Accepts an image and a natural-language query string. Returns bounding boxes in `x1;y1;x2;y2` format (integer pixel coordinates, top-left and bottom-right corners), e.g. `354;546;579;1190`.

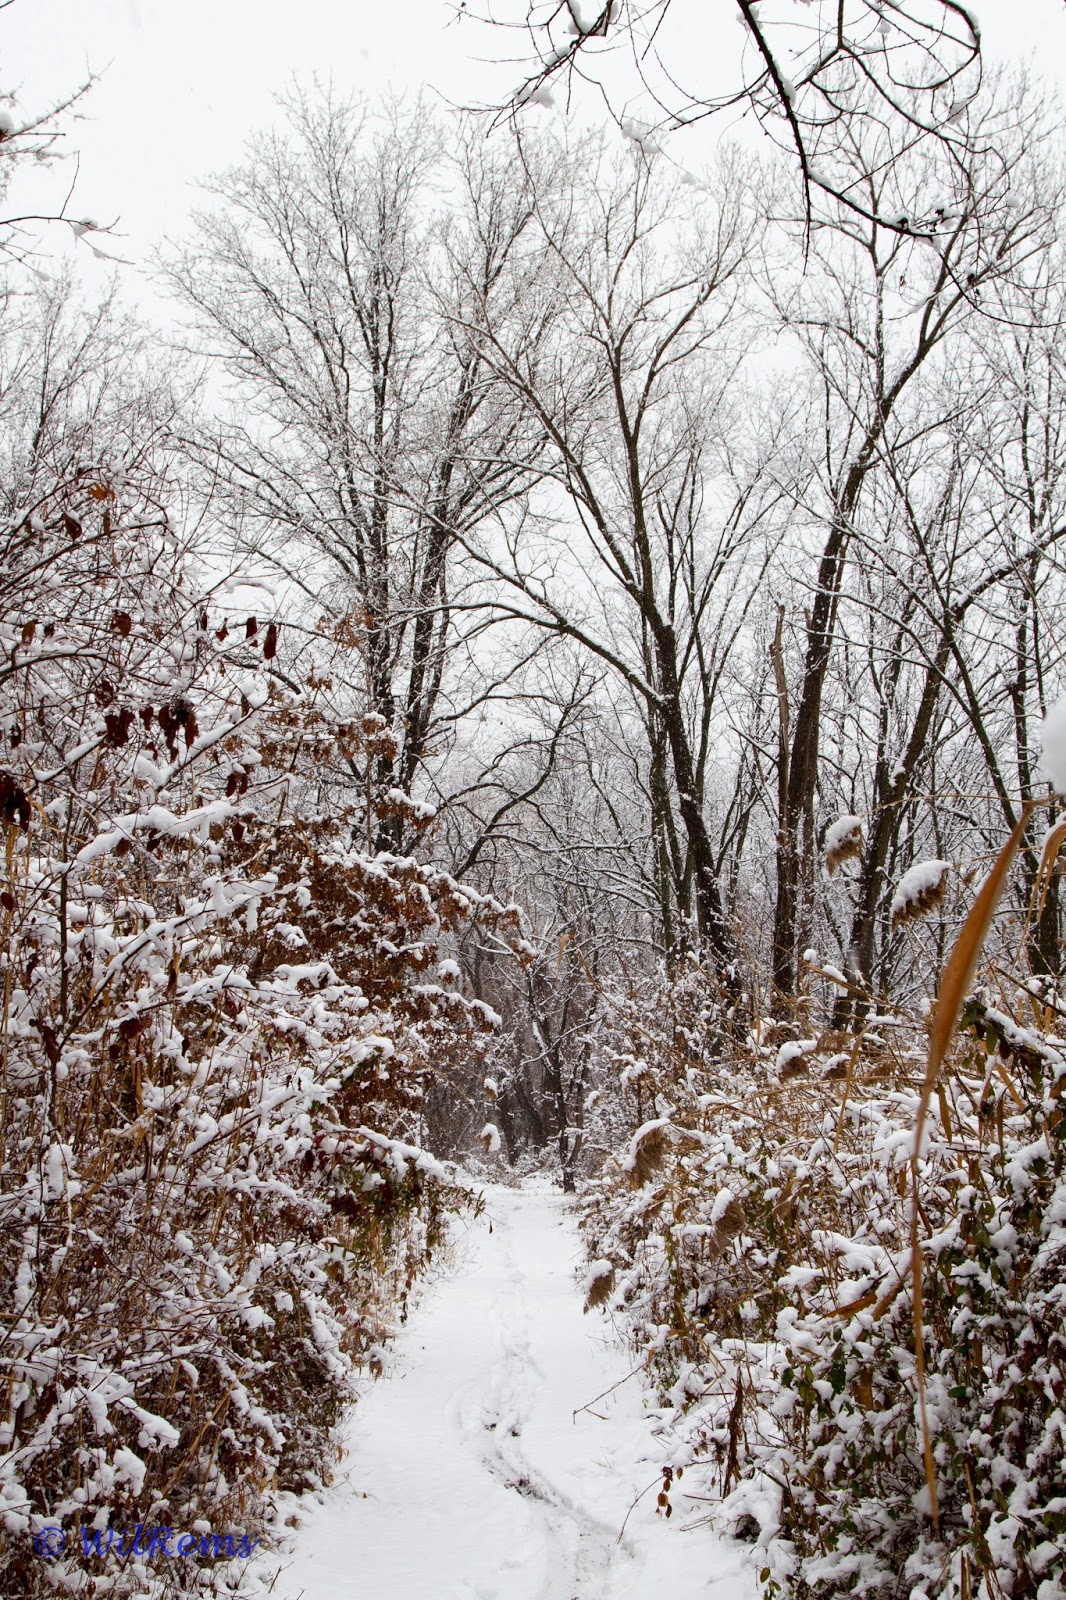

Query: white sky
3;0;1066;302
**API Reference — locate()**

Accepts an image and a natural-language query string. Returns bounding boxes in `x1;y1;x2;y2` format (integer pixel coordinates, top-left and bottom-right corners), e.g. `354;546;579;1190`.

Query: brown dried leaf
891;861;951;928
909;801;1035;1534
826;817;864;874
584;1266;616;1312
626;1124;668;1187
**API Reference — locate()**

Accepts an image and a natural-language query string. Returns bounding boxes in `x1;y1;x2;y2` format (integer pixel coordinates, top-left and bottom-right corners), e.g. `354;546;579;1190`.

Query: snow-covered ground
258;1183;757;1600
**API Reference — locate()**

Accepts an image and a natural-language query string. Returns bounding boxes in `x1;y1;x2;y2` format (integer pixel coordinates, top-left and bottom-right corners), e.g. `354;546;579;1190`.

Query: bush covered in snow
0;402;522;1595
580;964;1066;1600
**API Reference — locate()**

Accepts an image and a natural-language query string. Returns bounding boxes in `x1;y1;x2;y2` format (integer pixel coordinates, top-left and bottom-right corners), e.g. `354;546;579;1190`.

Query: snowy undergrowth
579;964;1066;1599
0;474;526;1597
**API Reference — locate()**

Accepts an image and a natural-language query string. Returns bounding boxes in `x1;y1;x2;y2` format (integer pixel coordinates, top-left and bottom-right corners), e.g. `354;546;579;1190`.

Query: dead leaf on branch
0;773;31;830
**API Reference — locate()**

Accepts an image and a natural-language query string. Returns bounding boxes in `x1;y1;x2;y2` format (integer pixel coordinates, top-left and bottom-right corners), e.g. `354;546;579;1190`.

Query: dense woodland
3;2;1066;1596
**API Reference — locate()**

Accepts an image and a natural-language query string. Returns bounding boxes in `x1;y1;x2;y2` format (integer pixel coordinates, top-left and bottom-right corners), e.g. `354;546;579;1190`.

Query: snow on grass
775;1038;816;1073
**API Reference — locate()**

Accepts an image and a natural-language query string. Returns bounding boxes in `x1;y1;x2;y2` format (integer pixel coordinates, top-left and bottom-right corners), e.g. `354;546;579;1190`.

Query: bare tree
163;91;561;847
454;135;784;995
763;77;1056;1006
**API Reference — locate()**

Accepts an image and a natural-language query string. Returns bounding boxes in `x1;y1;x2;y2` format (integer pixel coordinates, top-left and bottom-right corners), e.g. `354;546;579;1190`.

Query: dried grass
891;862;950;927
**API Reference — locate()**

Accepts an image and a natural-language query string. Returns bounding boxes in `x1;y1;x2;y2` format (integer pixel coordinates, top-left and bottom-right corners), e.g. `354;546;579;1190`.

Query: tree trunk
833;634;950;1028
652;615;739;994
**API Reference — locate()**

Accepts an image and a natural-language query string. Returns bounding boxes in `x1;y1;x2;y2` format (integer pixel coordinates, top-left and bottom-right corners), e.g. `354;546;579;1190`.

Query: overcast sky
4;0;1066;301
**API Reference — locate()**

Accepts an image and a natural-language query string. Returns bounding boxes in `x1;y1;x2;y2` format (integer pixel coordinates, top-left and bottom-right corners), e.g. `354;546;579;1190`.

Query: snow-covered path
262;1184;757;1600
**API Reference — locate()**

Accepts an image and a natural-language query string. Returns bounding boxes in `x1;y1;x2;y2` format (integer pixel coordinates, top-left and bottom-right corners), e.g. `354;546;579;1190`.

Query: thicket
579;899;1066;1599
0;286;525;1594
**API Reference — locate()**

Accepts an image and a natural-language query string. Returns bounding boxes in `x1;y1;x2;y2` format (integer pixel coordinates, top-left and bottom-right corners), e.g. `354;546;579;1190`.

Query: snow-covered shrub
0;438;522;1593
758;993;1066;1600
580;964;1066;1600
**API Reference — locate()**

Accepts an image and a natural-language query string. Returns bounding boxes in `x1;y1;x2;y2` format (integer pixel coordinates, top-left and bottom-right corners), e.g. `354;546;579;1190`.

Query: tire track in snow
257;1184;756;1600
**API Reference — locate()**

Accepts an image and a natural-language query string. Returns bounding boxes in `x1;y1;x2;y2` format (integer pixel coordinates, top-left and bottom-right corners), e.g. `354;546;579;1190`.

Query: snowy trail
261;1184;756;1600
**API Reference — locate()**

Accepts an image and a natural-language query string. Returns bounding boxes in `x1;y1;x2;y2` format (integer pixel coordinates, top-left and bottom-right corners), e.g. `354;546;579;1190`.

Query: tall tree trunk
651;613;739;994
1008;582;1062;979
771;511;852;1007
771;309;946;1007
832;633;950;1028
649;721;680;963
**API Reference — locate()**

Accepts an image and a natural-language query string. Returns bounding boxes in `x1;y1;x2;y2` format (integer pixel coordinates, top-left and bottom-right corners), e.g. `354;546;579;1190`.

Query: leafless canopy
461;1;983;236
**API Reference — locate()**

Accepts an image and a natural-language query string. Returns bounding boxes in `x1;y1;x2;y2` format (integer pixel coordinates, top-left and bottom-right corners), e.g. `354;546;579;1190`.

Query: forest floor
256;1181;757;1600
